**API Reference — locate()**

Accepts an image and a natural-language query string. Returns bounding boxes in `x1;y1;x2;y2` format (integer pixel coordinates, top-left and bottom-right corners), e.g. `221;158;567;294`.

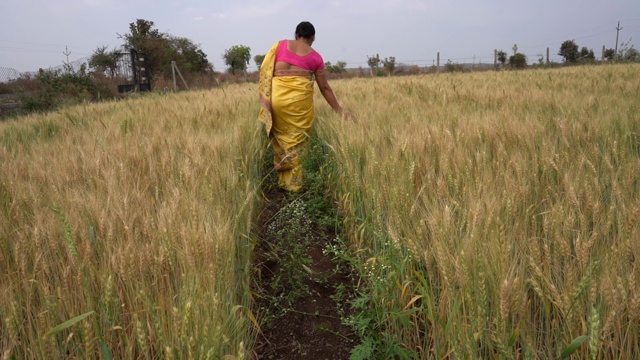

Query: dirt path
252;186;357;360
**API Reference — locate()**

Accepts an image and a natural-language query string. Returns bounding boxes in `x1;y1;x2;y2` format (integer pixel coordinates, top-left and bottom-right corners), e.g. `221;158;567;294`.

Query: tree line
88;19;640;79
496;39;639;69
557;39;638;63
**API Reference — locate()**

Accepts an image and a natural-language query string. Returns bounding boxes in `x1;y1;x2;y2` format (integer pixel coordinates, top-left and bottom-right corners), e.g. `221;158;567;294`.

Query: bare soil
252;187;357;360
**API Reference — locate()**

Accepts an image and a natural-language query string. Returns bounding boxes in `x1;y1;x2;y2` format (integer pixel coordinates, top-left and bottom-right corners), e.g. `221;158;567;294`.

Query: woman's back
274;40;324;72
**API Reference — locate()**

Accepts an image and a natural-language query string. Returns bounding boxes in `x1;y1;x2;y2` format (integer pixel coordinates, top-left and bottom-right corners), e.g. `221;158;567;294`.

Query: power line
0;46;63;53
0;39;95;52
515;20;631;51
518;30;616;51
0;46;91;57
0;39;69;47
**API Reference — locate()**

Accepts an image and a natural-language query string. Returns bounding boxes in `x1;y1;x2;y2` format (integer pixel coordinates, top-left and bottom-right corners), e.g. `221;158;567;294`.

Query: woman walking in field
258;21;350;192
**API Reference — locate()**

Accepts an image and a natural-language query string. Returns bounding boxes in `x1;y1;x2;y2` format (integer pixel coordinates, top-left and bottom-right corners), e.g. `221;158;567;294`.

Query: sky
1;0;640;74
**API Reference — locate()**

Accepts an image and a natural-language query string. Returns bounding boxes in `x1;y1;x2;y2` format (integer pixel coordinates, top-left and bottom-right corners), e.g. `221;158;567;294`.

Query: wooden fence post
171;61;177;91
171;61;189;91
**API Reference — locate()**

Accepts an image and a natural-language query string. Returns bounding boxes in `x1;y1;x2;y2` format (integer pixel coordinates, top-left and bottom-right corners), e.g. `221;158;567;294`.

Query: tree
89;45;119;77
580;47;595;62
445;60;463;72
618;39;640;62
623;47;640;62
367;54;380;76
604;48;616;61
118;19;212;78
168;36;211;73
325;61;347;74
120;19;162;50
223;45;251;75
559;40;579;63
497;50;507;66
119;19;165;75
509;53;527;69
382;56;396;76
254;54;266;68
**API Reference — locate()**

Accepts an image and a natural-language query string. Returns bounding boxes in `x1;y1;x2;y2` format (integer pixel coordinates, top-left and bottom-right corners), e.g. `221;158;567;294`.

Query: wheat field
321;64;640;358
0;86;263;358
1;64;639;359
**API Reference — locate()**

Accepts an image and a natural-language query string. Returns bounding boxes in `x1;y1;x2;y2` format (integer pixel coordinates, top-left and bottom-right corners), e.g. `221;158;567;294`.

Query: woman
259;21;349;192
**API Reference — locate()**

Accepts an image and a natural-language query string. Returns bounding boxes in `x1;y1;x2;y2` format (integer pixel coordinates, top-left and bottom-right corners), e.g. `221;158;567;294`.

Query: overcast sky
1;0;639;73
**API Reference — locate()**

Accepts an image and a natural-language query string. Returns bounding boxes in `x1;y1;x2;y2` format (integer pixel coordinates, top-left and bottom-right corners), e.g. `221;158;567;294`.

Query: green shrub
445;60;464;72
19;64;116;114
509;53;528;69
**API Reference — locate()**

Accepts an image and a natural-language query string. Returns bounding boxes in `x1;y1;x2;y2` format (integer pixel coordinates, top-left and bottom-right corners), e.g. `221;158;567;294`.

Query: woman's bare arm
315;71;344;114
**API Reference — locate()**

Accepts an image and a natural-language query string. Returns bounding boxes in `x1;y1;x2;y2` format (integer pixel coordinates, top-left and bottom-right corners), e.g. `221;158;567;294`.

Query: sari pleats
270;76;314;192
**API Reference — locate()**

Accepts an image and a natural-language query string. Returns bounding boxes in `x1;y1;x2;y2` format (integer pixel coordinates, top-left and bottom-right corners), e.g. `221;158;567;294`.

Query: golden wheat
0;85;261;358
320;64;640;358
2;64;638;358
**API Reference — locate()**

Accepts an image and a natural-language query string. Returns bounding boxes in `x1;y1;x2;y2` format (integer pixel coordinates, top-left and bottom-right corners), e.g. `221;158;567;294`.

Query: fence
47;57;90;75
1;51;153;94
0;67;19;83
0;57;90;84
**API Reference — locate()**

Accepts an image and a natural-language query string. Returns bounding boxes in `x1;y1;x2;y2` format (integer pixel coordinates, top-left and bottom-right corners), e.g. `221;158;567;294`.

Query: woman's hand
340;109;356;122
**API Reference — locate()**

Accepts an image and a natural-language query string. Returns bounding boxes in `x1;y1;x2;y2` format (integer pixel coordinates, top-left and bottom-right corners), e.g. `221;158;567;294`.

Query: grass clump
263;197;315;305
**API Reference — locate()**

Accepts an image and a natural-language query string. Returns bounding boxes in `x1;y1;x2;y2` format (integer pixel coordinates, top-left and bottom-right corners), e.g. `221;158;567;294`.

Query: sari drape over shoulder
258;41;316;192
258;42;279;136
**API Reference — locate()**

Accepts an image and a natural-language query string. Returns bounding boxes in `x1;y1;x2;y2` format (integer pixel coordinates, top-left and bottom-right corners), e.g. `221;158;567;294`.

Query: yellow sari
259;42;315;192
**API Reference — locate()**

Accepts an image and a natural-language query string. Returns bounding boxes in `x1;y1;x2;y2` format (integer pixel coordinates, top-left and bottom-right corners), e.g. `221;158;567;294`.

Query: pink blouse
275;40;325;72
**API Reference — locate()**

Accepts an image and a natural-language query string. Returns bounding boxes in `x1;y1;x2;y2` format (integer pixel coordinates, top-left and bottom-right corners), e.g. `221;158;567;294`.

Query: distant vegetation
1;19;639;121
223;45;251;75
114;19;212;77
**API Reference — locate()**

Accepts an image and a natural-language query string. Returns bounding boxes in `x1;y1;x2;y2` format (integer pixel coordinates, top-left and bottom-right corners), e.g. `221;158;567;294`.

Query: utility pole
546;47;550;65
63;46;72;72
615;21;622;59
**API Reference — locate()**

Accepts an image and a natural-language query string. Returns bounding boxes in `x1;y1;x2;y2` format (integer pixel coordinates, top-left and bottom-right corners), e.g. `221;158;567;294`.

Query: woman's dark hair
295;21;315;39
